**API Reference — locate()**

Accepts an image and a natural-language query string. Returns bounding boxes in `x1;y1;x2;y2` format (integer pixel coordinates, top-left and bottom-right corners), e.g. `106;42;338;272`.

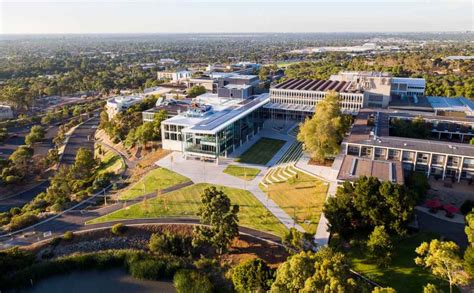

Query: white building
106;95;144;118
0;105;13;120
390;77;426;97
161;93;268;161
267;78;366;120
157;70;192;83
330;71;393;108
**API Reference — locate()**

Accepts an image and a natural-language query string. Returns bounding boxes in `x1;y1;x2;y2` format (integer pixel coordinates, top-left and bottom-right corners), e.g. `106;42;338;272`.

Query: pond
22;268;176;293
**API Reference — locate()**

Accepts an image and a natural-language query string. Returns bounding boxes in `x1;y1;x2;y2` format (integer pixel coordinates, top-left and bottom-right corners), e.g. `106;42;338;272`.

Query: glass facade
182;108;267;158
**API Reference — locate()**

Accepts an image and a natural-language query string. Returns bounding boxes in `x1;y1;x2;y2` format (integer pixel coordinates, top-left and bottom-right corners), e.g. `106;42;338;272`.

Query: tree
367;226;393;267
415;239;468;293
271;248;358;292
192;186;239;255
71;147;97;180
297;92;348;162
187;85;206;97
464;211;474;277
8;145;34;179
25;125;46;145
231;258;275;293
423;283;443;293
152;110;168;139
282;227;317;253
406;171;430;202
324;176;415;238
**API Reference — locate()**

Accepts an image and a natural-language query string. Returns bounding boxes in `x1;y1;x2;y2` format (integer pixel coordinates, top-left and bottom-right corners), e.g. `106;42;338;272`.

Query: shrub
231;258;275;293
128;256;185;280
173;269;213;293
9;212;38;231
148;232;195;257
9;207;21;215
0;247;35;277
63;231;74;241
50;237;62;246
367;226;393;267
128;259;166;280
460;200;474;215
111;223;126;235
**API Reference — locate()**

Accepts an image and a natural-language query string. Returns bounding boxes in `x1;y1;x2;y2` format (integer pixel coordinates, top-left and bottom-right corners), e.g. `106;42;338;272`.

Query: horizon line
1;30;472;35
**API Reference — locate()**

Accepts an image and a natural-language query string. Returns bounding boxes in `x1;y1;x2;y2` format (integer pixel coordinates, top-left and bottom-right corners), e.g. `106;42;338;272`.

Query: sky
0;0;472;34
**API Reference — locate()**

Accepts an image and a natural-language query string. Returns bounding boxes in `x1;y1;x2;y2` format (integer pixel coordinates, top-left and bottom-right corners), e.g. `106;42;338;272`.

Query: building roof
272;78;356;93
345;109;474;157
337;155;404;184
223;84;252;90
188;94;269;134
162;93;269;134
427;96;474;115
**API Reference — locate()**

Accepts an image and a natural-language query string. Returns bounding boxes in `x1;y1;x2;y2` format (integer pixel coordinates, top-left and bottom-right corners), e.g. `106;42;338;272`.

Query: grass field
118;167;191;200
262;172;328;234
223;165;261;181
237;138;286;165
88;183;288;237
95;146;125;175
348;232;452;292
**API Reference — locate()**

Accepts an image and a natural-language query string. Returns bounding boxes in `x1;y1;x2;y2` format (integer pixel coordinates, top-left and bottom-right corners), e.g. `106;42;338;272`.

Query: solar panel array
273;78;351;93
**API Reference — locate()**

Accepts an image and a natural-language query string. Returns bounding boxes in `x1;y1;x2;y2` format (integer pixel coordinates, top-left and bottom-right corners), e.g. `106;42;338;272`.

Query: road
0;116;100;212
416;210;468;248
0;180;280;248
0;124;59;160
60;116;99;165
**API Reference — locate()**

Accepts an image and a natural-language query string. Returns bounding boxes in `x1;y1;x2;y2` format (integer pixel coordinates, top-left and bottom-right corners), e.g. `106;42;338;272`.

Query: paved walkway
294;154;341;246
156;152;305;232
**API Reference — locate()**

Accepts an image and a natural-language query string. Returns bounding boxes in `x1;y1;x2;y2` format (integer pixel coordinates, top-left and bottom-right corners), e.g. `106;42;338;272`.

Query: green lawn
237;138;286;165
223;165;261;181
95;147;125;175
262;171;328;234
348;232;452;292
118;167;191;200
88;183;288;237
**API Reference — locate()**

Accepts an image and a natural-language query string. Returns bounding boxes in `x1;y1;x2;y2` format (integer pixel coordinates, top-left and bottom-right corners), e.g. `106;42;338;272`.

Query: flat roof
163;93;269;134
224;84;252;90
272;78;356;93
428;96;474;113
188;94;269;134
345;109;474;157
337;155;404;185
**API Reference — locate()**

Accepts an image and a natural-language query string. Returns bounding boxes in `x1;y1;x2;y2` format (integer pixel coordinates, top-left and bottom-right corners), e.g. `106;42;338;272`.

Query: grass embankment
95;146;125;175
262;172;328;234
119;167;191;200
223;165;261;181
348;232;452;292
88;183;288;237
237;138;286;165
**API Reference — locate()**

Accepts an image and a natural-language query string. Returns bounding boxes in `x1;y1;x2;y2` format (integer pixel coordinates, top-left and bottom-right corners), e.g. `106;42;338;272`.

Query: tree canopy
324;176;416;238
297;92;349;162
271;248;359;292
192;186;239;255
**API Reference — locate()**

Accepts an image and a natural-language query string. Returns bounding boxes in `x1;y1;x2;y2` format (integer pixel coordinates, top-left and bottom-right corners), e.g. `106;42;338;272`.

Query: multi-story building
161;93;269;161
106;95;144;118
330;71;392;108
342;110;474;182
390;77;426;97
157;70;192;83
266;78;366;120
